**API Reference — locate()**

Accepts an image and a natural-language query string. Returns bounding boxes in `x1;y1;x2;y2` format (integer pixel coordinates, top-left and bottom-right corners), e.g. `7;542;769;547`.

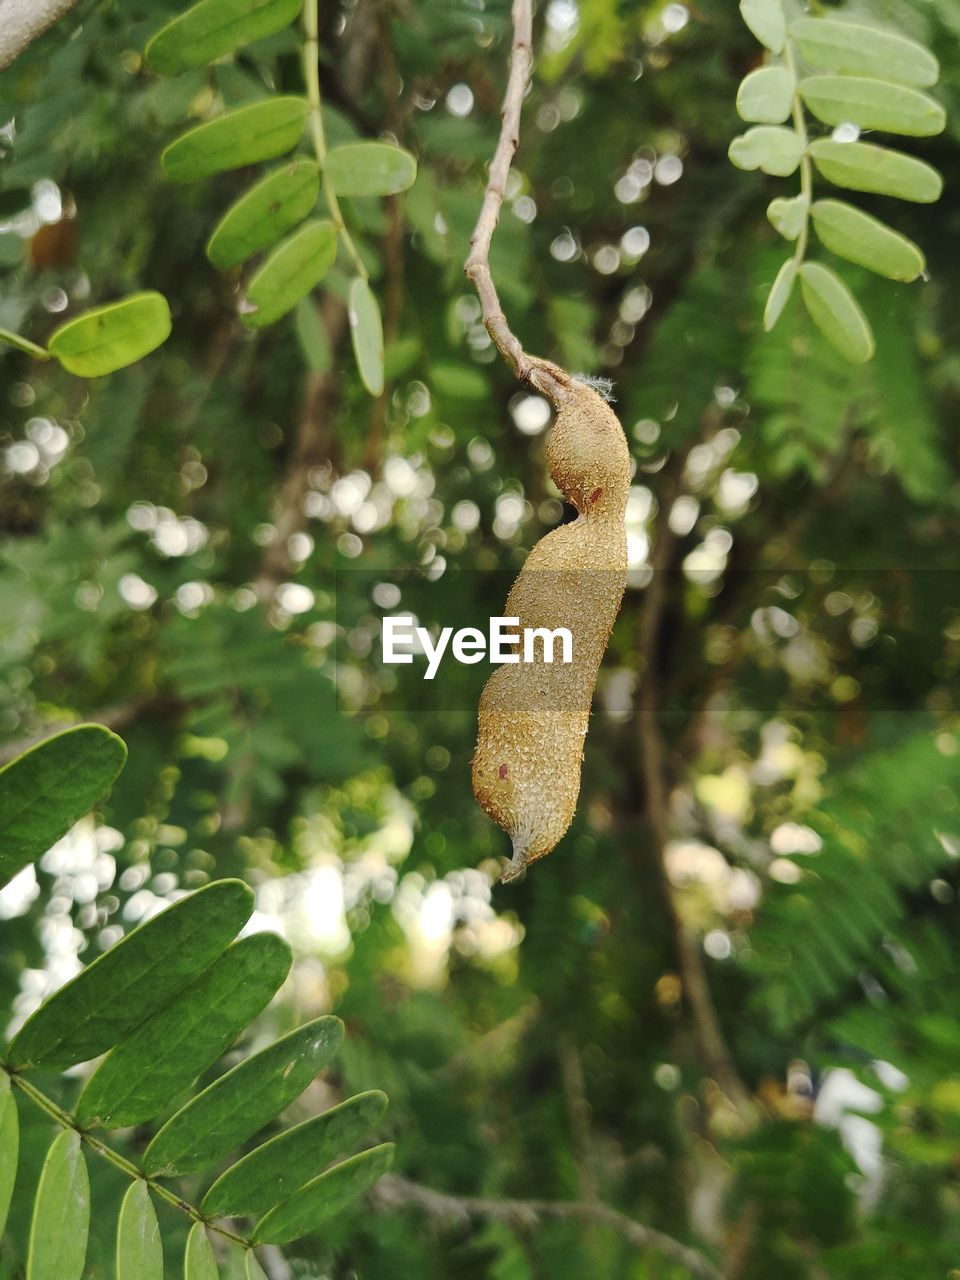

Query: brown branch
464;0;565;401
0;0;80;69
373;1174;725;1280
636;453;754;1125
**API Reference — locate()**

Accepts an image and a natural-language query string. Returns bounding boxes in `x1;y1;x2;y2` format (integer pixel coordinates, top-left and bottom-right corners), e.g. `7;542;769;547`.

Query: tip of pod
500;836;531;884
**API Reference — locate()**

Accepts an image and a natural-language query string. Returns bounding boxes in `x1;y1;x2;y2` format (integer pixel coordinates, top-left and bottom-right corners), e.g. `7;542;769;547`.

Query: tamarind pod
472;369;630;881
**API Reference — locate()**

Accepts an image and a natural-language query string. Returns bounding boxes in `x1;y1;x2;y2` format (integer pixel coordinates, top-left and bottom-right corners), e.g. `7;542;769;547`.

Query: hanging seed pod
472;363;630;881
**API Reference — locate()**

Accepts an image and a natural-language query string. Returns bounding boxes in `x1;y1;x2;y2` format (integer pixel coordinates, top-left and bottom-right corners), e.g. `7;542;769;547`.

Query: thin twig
464;0;565;400
373;1174;725;1280
303;0;368;279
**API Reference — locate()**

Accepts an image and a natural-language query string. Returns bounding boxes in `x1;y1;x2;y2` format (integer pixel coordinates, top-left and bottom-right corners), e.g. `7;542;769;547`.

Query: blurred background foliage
2;0;960;1276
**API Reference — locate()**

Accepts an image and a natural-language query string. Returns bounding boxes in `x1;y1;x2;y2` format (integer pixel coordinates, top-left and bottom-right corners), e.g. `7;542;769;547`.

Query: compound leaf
736;66;795;124
241;220;337;329
27;1131;89;1280
739;0;785;53
203;1089;388;1218
728;126;804;177
207;160;319;269
116;1183;162;1280
146;0;303;75
799;261;875;364
324;142;417;197
789;19;939;88
0;725;126;891
254;1143;395;1245
799;76;945;137
184;1224;218;1280
75;932;292;1128
9;879;253;1070
809;140;943;204
144;1016;344;1176
161;98;309;182
811;200;925;281
348;277;384;395
0;1076;18;1238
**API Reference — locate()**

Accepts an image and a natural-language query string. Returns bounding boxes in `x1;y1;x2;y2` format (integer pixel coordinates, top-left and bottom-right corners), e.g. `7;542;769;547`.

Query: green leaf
144;1016;344;1176
9;880;253;1069
245;1256;268;1280
241;220;337;329
146;0;303;75
161;97;309;182
348;278;384;395
254;1143;395;1245
0;725;126;891
27;1131;89;1280
767;194;808;241
764;258;797;332
184;1224;218;1280
728;126;804;177
295;297;331;373
799;262;875;364
202;1089;388;1218
799;76;945;137
75;932;292;1128
207;160;319;269
116;1183;162;1280
739;0;785;53
324;142;417;197
811;200;925;282
789;19;939;88
48;293;171;377
808;140;943;204
736;66;795;124
0;1076;18;1238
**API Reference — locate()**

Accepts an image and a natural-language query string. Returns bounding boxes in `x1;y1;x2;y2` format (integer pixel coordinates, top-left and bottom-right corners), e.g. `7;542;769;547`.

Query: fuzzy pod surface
472;365;630;881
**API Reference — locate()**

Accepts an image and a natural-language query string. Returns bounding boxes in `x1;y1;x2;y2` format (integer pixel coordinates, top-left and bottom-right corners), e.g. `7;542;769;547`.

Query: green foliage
144;1016;345;1175
3;0;960;1277
160;98;311;182
144;0;303;74
254;1144;396;1245
206;160;320;269
242;219;337;329
8;878;253;1068
46;292;172;377
27;1130;90;1280
732;2;945;360
202;1091;389;1216
75;931;293;1127
0;732;391;1278
147;0;417;392
115;1182;162;1280
750;732;960;1030
0;725;126;891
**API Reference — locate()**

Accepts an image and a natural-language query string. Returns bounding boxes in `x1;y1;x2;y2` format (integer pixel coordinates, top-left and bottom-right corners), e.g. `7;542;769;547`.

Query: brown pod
472;365;630;881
